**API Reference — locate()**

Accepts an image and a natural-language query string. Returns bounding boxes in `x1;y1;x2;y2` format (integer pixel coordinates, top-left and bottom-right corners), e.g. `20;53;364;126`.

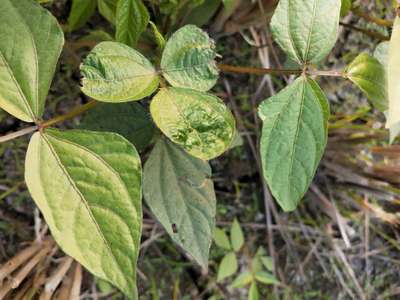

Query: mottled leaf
230;272;253;289
25;129;142;299
217;252;238;281
80;42;159;102
346;53;388;112
116;0;149;48
230;218;244;252
161;25;219;92
213;228;231;250
270;0;341;65
98;0;117;24
143;138;216;268
80;102;155;151
68;0;97;31
0;0;64;122
150;87;235;160
259;77;329;212
387;16;400;142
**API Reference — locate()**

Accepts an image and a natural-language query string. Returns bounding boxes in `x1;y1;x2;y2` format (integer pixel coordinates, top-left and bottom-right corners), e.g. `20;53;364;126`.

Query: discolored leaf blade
259;77;329;212
68;0;97;31
0;0;64;122
346;53;388;112
387;16;400;142
150;87;236;160
161;25;219;92
116;0;149;48
80;42;159;102
270;0;341;65
143;137;216;268
80;102;155;151
25;129;142;299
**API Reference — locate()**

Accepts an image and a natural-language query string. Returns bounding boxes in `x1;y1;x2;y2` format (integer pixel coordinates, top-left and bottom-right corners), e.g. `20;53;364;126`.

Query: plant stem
39;100;97;129
217;63;303;76
352;6;394;27
339;22;390;41
0;126;38;143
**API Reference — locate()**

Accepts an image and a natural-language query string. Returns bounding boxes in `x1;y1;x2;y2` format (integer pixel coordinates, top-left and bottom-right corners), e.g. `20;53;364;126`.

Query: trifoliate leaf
150;87;235;160
270;0;341;65
217;252;238;282
161;25;219;92
68;0;97;31
0;0;64;122
143;138;216;268
116;0;149;48
387;16;400;142
230;218;244;252
80;102;155;151
213;228;231;250
81;42;159;102
25;129;142;299
346;53;388;112
259;77;329;212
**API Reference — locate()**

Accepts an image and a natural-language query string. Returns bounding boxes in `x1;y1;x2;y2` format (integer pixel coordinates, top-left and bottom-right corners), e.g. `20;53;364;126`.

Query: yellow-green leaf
217;252;238;282
0;0;64;122
150;87;236;160
25;129;142;299
80;42;159;102
213;228;231;250
230;218;244;252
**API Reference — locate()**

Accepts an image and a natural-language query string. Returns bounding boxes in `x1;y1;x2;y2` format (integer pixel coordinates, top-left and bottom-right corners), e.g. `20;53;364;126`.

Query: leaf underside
270;0;341;65
25;129;142;299
259;77;329;211
150;87;236;160
143;138;216;268
0;0;64;122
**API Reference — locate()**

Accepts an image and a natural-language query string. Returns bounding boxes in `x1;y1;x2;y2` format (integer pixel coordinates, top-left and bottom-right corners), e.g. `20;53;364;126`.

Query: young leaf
217;252;238;282
270;0;341;65
340;0;352;17
25;129;142;299
0;0;64;122
258;77;330;212
387;16;400;142
161;25;219;92
80;42;159;102
346;53;388;112
116;0;149;48
260;256;274;271
68;0;97;31
149;21;166;50
150;87;236;160
80;102;155;151
230;218;244;252
254;271;280;285
98;0;117;24
248;282;259;300
213;228;231;250
230;272;253;289
143;138;216;268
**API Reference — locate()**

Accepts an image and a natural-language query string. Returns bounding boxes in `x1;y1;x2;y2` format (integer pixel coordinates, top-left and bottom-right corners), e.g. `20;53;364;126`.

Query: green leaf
182;0;221;27
248;282;259;300
116;0;149;48
374;42;389;70
98;0;117;24
149;21;166;50
217;252;238;281
143;137;216;268
161;25;219;92
260;256;274;271
258;77;329;212
213;228;231;250
230;218;244;252
68;0;97;31
230;271;253;289
0;0;64;122
150;87;235;160
387;16;400;142
270;0;341;65
254;271;279;285
25;129;142;299
346;53;388;112
80;102;155;151
340;0;352;17
80;41;159;102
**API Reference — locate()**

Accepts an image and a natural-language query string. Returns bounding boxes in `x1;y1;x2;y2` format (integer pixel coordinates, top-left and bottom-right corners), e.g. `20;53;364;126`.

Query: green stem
339;22;390;41
351;6;394;27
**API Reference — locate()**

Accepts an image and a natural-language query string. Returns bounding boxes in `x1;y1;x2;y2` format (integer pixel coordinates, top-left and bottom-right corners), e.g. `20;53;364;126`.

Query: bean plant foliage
0;0;397;298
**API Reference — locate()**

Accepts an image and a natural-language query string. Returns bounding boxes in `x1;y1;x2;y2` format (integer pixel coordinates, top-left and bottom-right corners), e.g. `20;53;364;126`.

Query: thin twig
0;126;38;143
352;6;393;27
340;22;390;41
